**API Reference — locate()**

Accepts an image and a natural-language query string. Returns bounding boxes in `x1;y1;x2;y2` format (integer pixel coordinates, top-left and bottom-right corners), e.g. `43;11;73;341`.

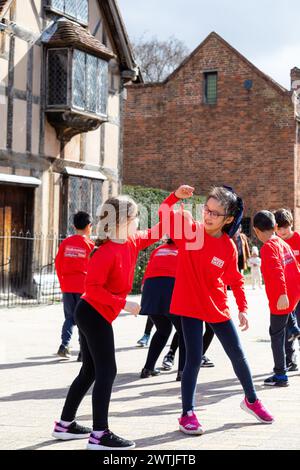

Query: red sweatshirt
142;242;178;284
55;235;95;294
81;223;164;324
284;231;300;265
260;236;300;315
158;193;247;323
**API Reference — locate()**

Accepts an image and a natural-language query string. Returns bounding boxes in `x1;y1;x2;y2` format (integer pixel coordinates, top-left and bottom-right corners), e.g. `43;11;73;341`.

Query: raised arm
134;185;195;252
158;186;196;249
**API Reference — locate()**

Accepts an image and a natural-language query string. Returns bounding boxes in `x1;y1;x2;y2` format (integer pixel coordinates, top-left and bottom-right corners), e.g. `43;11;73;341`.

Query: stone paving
0;287;299;450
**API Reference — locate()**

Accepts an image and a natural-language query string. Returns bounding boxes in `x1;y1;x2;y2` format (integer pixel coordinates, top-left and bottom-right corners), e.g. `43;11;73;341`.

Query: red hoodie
284;231;300;265
55;235;95;293
81;223;165;324
158;193;247;323
260;236;300;315
142;242;178;284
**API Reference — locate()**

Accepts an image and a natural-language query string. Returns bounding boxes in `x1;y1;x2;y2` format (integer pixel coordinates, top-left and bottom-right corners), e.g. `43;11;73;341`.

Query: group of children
51;185;300;450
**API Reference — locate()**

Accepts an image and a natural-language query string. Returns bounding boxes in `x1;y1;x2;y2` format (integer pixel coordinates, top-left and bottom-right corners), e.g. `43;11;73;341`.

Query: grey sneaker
57;345;71;360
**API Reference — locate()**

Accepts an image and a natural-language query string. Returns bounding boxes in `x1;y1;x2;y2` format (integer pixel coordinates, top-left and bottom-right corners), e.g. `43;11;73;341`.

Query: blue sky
117;0;300;89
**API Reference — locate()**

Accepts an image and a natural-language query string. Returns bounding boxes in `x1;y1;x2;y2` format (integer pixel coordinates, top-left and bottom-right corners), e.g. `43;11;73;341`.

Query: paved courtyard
0;287;299;450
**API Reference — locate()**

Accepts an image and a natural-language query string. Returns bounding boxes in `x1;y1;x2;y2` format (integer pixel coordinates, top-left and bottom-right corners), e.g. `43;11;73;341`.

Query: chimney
291;67;300;91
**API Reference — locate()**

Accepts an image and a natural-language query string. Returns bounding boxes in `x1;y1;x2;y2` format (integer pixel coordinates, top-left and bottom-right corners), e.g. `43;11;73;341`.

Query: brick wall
124;33;296;233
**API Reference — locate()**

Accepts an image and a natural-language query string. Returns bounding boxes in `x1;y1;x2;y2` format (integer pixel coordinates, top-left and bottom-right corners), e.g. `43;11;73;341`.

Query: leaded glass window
63;176;103;235
49;0;88;24
72;50;86;109
86;54;98;113
204;72;218;105
51;0;64;12
47;48;108;117
47;48;68;106
72;50;108;117
98;60;108;115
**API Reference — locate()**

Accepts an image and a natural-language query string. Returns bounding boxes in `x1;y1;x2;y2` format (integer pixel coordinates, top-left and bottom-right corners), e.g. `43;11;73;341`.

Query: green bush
122;185;205;294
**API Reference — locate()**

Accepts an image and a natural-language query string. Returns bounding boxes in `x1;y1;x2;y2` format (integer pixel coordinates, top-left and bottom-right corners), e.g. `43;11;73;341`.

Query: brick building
124;32;300;234
0;0;140;238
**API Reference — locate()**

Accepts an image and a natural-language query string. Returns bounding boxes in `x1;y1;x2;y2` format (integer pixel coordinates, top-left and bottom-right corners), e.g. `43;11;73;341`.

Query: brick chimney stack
291;67;300;91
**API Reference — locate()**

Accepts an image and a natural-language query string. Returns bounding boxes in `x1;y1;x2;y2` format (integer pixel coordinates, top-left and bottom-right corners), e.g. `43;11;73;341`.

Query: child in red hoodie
253;210;300;387
52;194;169;450
274;208;300;371
159;185;274;435
55;212;94;360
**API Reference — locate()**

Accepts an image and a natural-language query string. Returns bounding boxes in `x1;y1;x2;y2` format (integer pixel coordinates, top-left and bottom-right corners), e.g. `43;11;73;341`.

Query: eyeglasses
203;205;227;219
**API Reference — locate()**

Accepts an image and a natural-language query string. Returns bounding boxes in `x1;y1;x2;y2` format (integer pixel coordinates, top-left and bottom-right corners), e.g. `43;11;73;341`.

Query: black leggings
144;315;186;371
61;299;116;431
144;317;154;336
168;322;214;356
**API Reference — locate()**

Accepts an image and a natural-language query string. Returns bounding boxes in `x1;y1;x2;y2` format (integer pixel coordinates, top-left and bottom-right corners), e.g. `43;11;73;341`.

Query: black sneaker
57;345;71;359
264;374;289;387
201;356;215;368
287;362;298;372
140;368;160;378
87;430;135;450
52;421;91;440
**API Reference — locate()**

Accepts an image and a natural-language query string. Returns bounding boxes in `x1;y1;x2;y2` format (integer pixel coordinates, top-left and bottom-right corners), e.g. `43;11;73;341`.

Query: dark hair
253;211;276;231
166;238;174;244
90;195;137;258
73;211;92;230
206;186;244;237
274;208;293;228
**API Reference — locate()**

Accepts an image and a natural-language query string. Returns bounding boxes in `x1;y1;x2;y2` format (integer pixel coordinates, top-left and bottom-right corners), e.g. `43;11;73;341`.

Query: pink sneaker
240;398;274;424
178;410;204;435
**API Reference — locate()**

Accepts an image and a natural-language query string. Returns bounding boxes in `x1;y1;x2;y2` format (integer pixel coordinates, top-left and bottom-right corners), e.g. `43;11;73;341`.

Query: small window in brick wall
241;217;251;238
204;72;218;105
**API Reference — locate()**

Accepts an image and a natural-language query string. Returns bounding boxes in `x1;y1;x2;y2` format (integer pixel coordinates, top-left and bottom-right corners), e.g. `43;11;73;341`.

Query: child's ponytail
89;195;138;258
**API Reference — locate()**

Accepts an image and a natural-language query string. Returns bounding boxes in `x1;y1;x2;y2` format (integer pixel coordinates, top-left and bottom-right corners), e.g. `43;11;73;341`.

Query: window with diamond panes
49;0;88;24
86;54;98;113
72;50;86;109
64;176;103;234
98;60;108;115
47;49;68;106
72;51;108;117
204;72;218;105
92;180;103;223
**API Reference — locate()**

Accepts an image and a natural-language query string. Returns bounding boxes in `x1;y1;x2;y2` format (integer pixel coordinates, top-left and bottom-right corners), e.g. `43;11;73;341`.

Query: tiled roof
42;19;115;60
